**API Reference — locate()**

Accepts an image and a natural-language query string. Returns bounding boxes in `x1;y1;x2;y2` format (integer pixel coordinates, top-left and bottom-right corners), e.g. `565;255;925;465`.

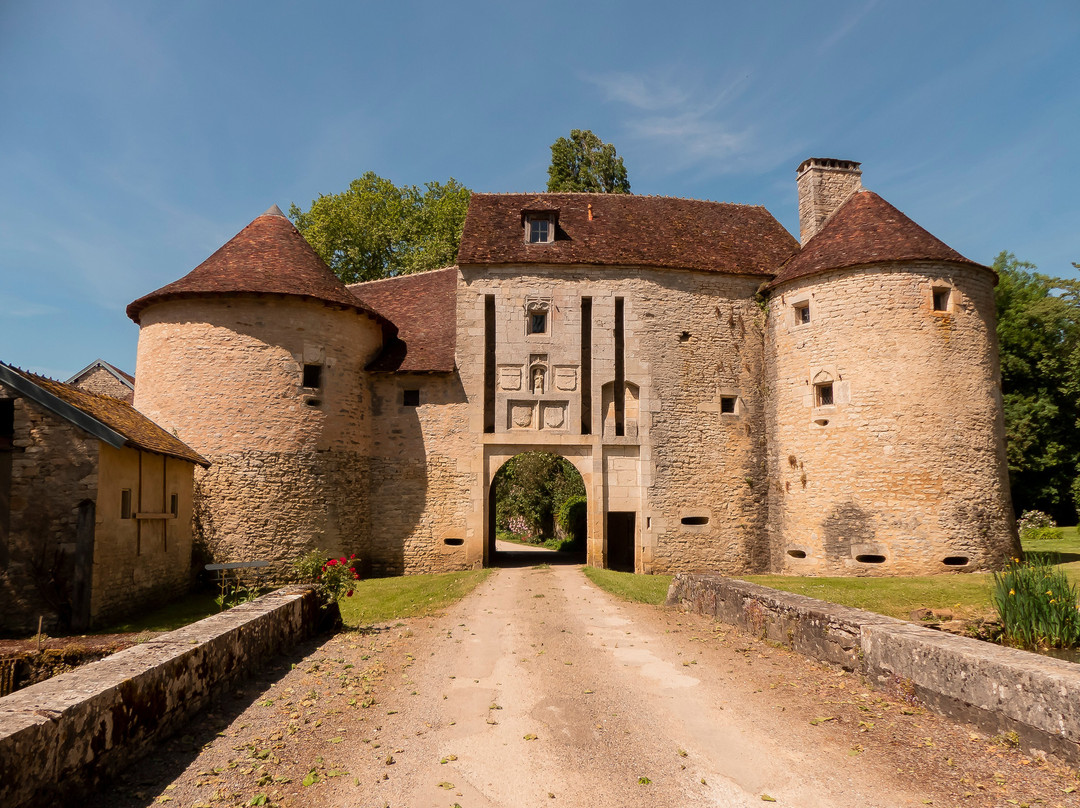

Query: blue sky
2;1;1077;379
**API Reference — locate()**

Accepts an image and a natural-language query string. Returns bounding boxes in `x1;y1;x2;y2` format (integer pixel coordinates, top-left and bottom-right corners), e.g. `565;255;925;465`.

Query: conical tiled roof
127;207;389;325
770;191;987;288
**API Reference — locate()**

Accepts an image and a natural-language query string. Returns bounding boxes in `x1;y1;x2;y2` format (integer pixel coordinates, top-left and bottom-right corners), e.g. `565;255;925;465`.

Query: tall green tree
994;251;1080;522
289;173;471;284
547;129;631;194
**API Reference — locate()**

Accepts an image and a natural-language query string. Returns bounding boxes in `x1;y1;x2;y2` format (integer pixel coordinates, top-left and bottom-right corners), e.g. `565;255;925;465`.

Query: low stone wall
0;586;319;808
667;573;1080;763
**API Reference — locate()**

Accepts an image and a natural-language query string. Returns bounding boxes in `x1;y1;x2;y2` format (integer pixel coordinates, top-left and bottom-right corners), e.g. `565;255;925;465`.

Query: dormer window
524;212;556;244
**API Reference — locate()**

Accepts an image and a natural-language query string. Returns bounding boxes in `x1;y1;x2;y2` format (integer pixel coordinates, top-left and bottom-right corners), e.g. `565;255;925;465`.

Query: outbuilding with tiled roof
0;363;206;634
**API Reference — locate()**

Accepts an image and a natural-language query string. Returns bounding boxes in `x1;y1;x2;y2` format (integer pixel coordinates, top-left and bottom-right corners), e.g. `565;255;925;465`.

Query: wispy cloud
582;68;797;178
584;72;691;112
4;297;61;318
815;0;880;56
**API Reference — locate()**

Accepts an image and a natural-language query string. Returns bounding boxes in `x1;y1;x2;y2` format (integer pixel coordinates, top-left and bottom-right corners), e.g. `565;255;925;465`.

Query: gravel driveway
88;559;1079;807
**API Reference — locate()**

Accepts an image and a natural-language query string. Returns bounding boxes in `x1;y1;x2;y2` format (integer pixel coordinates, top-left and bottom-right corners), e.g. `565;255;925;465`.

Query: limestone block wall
0;394;98;634
69;366;133;403
764;262;1018;575
364;372;474;574
632;271;768;574
133;297;383;566
456;266;767;574
89;445;194;625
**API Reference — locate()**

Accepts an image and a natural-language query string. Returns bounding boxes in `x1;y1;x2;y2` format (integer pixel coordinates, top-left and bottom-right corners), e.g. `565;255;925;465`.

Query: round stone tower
765;161;1018;575
127;205;391;566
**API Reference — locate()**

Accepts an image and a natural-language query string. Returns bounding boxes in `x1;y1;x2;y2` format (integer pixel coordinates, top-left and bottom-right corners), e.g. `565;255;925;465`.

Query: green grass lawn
740;572;995;619
740;526;1080;620
583;566;673;605
94;591;224;634
338;569;493;627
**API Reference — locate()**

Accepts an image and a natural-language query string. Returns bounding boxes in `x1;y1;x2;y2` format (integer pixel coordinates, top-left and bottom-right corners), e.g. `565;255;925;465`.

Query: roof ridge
469;191;765;208
346;265;457;290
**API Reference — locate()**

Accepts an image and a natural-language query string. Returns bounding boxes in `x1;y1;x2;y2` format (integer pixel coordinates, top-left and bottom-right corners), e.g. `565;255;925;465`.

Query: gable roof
0;363;208;467
457;193;799;275
348;267;458;373
66;359;135;390
771;191;986;287
126;206;391;328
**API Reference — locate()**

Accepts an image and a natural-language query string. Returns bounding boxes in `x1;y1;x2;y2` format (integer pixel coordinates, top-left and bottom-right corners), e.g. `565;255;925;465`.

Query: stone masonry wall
0;586;319;808
796;162;862;244
669;573;1080;763
366;371;475;574
70;366;133;403
455;266;767;574
133;297;383;569
0;393;98;634
765;262;1018;575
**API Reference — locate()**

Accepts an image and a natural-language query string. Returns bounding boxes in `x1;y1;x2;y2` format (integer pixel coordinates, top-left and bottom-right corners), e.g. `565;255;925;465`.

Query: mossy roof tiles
0;364;208;466
457;193;799;275
771;191;986;287
127;206;389;326
348;266;458;373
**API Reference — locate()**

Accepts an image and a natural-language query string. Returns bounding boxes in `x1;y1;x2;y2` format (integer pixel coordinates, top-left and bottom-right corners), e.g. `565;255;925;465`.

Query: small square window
302;363;322;389
528;218;550;243
121;489;132;519
529;312;547;334
794;302;810;325
932;287;951;312
815;382;834;407
720;396;737;414
403;389;420;407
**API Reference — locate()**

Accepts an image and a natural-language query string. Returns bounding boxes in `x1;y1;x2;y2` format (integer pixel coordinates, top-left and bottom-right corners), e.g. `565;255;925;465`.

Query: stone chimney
796;158;862;245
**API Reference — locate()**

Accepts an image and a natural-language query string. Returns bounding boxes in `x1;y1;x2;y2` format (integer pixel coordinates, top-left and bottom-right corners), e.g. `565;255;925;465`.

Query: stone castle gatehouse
127;159;1019;577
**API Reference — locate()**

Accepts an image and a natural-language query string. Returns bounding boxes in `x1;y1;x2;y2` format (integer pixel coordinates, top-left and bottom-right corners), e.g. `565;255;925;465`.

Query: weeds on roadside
992;553;1080;649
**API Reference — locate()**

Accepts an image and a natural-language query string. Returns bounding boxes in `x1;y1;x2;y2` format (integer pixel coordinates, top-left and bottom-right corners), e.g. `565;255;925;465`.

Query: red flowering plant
293;550;362;608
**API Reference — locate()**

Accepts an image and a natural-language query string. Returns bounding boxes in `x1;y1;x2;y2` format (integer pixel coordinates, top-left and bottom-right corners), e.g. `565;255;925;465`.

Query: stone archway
486;450;588;567
483;445;597;568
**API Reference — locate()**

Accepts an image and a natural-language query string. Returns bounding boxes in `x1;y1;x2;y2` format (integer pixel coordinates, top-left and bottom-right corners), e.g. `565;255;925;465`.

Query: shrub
293;550;361;608
991;553;1080;649
555;494;587;551
1018;509;1058;541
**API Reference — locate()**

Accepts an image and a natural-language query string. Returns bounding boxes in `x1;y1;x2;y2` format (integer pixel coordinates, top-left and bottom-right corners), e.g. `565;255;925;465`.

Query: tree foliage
289;172;471;284
494;452;586;541
547;129;630;194
994;251;1080;522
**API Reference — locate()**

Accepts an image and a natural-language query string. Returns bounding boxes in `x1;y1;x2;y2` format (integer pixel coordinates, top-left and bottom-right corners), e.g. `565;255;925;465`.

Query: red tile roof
348;267;458;373
127;206;390;327
771;191;986;287
1;364;208;466
457;193;799;275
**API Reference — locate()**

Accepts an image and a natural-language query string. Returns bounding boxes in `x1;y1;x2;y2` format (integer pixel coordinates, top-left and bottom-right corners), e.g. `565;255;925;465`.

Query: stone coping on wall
0;586;319;808
666;572;1080;763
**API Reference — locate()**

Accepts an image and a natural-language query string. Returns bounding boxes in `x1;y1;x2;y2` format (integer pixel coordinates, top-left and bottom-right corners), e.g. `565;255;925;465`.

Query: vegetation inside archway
493;452;586;552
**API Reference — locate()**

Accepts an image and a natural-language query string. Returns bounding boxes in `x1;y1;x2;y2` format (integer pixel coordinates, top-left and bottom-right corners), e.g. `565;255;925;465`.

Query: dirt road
90;553;1079;807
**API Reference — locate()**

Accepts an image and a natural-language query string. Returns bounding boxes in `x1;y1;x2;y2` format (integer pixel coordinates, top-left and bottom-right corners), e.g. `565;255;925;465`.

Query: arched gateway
127;163;1018;580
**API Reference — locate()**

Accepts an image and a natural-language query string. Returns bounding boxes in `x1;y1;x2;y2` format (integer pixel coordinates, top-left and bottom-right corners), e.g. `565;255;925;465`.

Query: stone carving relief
554;366;577;391
509;401;534;429
498;365;522;391
531;366;546;394
540;402;566;430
